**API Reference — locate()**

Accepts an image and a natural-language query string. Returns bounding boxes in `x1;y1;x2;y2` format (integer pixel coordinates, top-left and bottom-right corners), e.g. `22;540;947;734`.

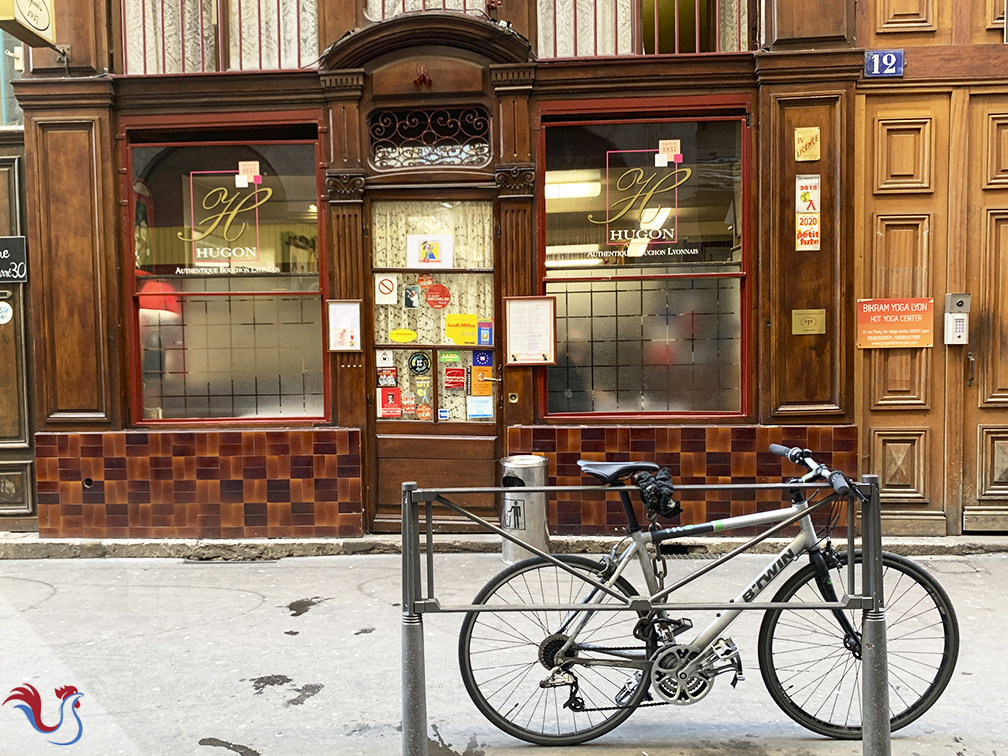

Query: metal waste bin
500;455;550;564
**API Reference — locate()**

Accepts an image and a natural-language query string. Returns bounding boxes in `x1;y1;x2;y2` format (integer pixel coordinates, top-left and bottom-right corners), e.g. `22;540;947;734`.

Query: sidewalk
2;528;1008;560
1;551;1006;756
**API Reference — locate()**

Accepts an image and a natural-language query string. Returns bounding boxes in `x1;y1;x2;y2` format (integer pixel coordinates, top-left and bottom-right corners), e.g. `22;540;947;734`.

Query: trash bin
500;455;550;564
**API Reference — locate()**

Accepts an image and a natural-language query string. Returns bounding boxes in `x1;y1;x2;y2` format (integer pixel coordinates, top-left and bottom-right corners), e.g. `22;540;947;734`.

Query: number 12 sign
864;49;904;78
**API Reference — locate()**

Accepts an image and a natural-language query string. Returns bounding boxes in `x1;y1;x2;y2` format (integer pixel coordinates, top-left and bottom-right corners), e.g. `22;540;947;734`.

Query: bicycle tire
458;554;655;745
758;550;959;739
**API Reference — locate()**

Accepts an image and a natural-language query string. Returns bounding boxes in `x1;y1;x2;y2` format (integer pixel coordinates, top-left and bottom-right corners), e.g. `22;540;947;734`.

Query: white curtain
538;0;634;57
364;0;481;22
122;0;318;73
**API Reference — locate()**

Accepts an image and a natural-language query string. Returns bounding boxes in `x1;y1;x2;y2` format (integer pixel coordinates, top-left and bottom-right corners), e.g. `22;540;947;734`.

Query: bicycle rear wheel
758;550;959;739
458;555;655;745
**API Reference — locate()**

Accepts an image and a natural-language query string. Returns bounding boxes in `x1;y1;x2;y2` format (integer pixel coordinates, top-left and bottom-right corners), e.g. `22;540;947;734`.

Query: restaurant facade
0;0;1005;539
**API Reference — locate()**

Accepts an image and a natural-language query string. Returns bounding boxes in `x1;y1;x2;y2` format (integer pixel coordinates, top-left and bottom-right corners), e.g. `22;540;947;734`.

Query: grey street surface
1;551;1005;756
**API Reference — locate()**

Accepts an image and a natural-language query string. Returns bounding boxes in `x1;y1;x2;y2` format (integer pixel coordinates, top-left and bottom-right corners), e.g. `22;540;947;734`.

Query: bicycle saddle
577;460;660;485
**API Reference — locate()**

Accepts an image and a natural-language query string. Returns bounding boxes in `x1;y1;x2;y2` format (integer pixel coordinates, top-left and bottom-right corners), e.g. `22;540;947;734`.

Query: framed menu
504;296;556;365
327;300;362;352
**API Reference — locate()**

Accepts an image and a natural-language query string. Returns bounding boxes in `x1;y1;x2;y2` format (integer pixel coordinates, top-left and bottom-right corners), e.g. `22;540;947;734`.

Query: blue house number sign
864;50;904;77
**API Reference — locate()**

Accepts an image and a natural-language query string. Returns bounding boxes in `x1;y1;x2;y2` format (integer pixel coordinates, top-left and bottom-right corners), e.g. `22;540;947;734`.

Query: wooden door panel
964;108;1008;531
373;434;498;532
859;93;949;534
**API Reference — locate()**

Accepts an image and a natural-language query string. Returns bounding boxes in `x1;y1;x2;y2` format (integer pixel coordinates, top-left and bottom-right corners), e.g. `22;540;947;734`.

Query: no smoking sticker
375;275;398;305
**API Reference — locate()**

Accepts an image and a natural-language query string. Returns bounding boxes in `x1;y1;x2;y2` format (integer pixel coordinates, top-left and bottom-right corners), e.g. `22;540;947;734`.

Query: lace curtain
538;0;634;57
122;0;318;74
364;0;482;22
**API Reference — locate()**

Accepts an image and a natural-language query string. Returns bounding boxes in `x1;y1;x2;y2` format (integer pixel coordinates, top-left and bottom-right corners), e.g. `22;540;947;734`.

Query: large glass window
543;117;746;415
129;137;324;420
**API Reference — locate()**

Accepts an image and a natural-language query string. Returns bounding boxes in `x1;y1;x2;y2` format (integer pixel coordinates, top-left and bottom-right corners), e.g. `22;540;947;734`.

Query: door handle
967;352;975;387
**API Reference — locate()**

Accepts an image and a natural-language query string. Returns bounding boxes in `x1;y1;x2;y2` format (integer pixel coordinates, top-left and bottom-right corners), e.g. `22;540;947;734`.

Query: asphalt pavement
1;551;1006;756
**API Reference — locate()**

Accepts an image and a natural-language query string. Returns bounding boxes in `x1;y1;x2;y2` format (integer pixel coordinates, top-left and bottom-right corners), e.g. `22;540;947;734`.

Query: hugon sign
0;0;56;49
179;176;272;267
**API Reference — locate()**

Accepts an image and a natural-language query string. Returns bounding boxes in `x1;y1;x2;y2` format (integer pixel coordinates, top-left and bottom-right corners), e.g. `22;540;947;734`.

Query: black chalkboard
0;237;27;283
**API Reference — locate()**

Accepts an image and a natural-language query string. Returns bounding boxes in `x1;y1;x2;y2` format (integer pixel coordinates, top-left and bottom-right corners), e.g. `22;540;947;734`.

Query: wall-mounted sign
791;309;826;335
327;300;361;352
0;236;27;283
794;127;821;162
864;49;904;78
505;297;556;365
0;0;56;49
406;234;454;269
856;297;934;348
796;175;821;251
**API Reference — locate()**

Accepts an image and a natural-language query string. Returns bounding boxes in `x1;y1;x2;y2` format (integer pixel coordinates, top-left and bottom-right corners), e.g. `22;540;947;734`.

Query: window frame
535;96;754;422
120;112;330;426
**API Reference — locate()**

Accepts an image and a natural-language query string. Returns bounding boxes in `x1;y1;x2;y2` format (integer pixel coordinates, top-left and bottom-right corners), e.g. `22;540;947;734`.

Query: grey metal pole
860;474;890;756
402;482;428;756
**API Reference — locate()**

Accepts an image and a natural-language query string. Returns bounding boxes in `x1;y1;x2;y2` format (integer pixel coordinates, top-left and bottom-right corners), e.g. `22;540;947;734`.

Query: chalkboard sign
0;236;27;283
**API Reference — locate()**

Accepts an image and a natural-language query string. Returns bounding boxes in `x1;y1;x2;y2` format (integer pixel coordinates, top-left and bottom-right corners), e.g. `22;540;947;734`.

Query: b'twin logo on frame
742;549;798;603
3;684;84;746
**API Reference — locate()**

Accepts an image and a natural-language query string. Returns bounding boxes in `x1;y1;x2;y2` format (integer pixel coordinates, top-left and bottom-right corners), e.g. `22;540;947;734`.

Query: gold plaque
792;309;826;335
794;127;821;162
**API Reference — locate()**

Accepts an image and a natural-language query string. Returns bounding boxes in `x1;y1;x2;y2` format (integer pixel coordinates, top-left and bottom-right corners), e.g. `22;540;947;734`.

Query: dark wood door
0;146;35;530
366;197;501;532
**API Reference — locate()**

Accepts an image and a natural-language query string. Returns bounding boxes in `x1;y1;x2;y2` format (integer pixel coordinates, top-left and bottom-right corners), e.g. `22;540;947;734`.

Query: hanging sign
0;236;27;283
0;0;55;48
426;284;451;309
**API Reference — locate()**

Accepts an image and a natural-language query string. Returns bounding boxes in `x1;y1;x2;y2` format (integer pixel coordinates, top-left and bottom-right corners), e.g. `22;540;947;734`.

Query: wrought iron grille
369;107;491;169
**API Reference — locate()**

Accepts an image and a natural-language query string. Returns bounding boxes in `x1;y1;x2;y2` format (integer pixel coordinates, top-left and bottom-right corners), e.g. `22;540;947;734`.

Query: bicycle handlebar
769;443;851;497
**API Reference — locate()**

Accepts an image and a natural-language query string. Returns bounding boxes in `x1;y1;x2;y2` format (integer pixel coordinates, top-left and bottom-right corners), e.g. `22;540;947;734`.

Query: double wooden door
859;90;1008;534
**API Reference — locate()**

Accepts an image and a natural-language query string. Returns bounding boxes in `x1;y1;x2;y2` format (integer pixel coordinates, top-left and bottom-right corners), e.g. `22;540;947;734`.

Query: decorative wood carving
871;428;929;503
877;0;935;32
326;171;366;203
985;115;1008;188
875;118;933;193
978;426;1008;499
981;210;1008;406
0;462;32;516
495;164;535;198
987;0;1006;29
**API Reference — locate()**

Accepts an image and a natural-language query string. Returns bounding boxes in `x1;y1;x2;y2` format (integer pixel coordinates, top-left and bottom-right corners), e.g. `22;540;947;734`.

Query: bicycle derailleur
649;638;745;705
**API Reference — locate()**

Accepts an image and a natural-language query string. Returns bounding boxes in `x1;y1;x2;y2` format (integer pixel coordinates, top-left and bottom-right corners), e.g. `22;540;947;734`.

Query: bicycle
457;444;959;745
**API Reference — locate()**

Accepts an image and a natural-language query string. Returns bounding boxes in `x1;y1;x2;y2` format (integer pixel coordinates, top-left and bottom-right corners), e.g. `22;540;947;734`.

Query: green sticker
439;350;461;363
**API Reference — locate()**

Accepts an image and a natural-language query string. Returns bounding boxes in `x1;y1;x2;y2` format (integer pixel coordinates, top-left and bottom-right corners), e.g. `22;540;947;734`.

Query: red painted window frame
535;95;754;422
119;110;331;427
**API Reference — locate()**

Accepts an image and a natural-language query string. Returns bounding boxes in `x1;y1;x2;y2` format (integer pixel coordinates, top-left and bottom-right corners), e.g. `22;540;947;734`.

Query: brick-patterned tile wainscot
35;430;363;539
507;425;858;537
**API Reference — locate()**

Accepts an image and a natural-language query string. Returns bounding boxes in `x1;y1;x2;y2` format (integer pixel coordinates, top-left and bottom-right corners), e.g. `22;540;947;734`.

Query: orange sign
856;298;934;348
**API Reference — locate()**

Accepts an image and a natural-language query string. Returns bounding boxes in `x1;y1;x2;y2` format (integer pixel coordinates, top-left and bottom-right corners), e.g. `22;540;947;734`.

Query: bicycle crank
650;638;744;705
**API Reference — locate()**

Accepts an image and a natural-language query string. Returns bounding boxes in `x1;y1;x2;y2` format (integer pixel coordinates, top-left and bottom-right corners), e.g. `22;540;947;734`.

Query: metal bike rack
401;475;889;756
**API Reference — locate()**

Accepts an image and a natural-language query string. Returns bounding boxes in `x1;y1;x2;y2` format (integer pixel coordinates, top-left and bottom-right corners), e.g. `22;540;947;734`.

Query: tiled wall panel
508;425;858;536
35;430;362;538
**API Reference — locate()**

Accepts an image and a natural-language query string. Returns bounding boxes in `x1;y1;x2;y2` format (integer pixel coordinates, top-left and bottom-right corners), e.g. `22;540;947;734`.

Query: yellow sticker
445;314;478;345
794;127;821;162
388;328;417;343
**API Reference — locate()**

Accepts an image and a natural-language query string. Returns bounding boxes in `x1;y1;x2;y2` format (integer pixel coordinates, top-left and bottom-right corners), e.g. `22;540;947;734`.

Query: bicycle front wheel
458;555;655;746
758;550;959;739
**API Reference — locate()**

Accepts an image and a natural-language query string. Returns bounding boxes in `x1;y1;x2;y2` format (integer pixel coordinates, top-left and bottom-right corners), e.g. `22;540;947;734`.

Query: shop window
129;137;324;421
372;200;496;424
369;107;491;170
0;31;23;126
121;0;318;74
543;117;746;415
